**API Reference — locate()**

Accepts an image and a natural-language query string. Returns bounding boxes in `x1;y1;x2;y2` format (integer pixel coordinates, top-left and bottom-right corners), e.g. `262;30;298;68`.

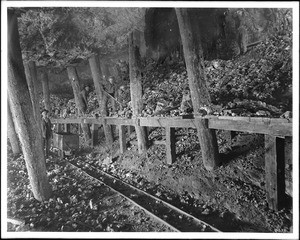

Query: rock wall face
43;8;290;96
143;8;227;61
142;8;284;61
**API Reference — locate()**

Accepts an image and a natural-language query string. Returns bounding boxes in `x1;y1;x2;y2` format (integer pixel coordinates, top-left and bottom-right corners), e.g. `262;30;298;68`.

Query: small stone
201;208;210;215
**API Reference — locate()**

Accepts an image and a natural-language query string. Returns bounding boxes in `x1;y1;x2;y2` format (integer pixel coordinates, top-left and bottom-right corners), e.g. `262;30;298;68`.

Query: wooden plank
264;135;286;211
153;140;166;145
139;117;196;128
53;116;292;137
209;119;292;136
91;124;99;146
51;118;82;124
84;117;134;125
165;127;176;164
119;125;127;154
249;117;292;124
106;118;135;126
217;116;292;124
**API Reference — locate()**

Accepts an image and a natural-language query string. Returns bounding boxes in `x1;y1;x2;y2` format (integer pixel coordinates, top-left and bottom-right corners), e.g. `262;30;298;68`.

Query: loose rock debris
7;130;292;233
7;152;174;232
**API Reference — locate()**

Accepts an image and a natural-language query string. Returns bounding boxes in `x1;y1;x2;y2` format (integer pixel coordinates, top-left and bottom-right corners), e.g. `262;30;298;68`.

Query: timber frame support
128;30;148;154
264;135;286;211
53;115;292;211
176;9;220;170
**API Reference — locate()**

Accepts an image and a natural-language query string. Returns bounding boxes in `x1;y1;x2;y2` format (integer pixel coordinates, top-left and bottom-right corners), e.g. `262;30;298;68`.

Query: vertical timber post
166;127;176;164
264;135;285;211
89;55;113;146
176;8;220;170
7;10;52;201
127;125;134;136
41;68;51;112
64;123;71;133
129;30;148;154
57;123;63;133
24;61;42;127
119;125;127;154
8;102;21;155
67;66;91;142
91;124;99;146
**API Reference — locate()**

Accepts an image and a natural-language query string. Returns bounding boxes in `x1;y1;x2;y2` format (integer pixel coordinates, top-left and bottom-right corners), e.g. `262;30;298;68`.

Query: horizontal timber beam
139;117;197;128
52;118;82;124
208;118;292;136
51;116;292;137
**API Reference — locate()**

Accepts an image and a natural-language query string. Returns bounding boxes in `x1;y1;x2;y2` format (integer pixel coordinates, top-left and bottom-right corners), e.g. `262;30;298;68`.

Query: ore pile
46;35;292;119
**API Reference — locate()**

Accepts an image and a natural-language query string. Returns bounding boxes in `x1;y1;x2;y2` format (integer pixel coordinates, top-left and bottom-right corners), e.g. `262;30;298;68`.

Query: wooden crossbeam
52;116;292;137
52;118;82;124
209;118;292;136
139;117;196;128
50;116;292;211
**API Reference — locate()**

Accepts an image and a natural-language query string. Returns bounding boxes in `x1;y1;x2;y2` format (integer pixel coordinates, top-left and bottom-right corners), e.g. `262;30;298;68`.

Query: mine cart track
67;161;221;232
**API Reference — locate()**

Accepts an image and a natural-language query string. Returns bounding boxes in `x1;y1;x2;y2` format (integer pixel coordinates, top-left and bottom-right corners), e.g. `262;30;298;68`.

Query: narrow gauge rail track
67;161;221;232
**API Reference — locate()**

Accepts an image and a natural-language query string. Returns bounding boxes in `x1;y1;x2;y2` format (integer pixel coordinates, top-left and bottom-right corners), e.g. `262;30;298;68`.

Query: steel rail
68;162;180;232
68;161;221;232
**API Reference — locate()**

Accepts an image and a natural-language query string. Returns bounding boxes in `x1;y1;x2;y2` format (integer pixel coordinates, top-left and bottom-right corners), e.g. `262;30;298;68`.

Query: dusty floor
7;153;174;232
6;127;293;233
87;127;293;233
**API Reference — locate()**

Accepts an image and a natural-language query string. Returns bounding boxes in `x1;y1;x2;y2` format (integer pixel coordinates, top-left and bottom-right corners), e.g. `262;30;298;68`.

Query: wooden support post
119;125;127;154
127;126;134;136
7;10;52;201
91;124;99;146
57;123;63;133
102;118;113;146
264;135;285;211
41;68;51;112
284;136;292;165
8;102;21;155
224;130;237;148
129;30;148;154
67;66;91;142
176;9;220;170
166;127;176;164
146;127;151;136
195;119;220;170
78;123;82;135
98;56;111;79
65;123;71;133
24;61;42;127
89;55;113;146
